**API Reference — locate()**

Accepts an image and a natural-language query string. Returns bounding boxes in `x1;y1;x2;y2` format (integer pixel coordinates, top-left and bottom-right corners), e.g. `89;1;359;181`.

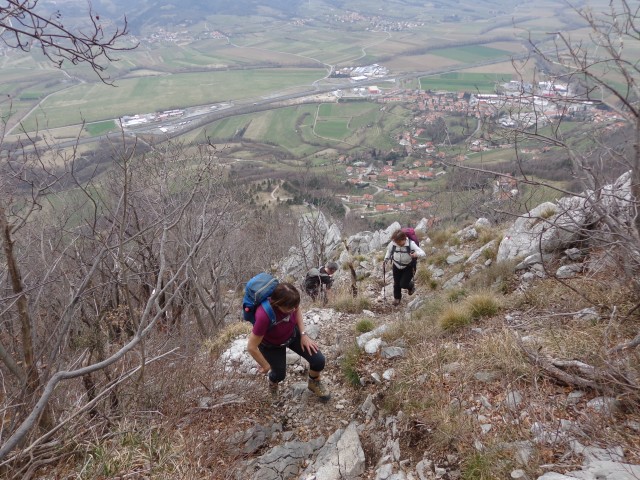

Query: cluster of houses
329;12;425;31
336;82;616;214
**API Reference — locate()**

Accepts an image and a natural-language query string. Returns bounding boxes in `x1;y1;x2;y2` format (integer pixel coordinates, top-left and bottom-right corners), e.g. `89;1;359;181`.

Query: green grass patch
432;45;512;63
420;72;512;93
355;318;376;333
85;120;117;136
340;344;363;387
315;119;350;139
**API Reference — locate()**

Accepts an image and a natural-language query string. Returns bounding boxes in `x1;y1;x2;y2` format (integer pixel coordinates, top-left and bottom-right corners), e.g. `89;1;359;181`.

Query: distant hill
93;0;307;32
89;0;519;33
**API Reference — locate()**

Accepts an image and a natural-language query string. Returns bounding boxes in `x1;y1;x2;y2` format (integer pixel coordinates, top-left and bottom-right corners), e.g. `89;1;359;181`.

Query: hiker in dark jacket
247;282;330;401
384;229;426;306
303;261;339;302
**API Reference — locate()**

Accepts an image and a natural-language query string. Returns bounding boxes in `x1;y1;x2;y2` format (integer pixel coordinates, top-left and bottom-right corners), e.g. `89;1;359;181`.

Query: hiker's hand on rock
301;335;318;355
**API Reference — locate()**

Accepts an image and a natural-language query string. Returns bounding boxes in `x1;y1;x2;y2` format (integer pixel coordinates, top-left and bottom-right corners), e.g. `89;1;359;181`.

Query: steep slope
186;209;640;479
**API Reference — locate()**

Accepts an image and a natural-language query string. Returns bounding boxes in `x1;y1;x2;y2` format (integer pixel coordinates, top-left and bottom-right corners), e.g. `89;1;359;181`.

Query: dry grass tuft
77;420;181;479
463;328;532;378
331;292;372;313
429;227;457;247
476;227;502;246
429;251;450;268
383;301;444;346
414;266;433;286
446;288;468;303
466;292;502;319
203;321;252;358
514;274;636;314
540;206;557;219
467;259;518;293
439;304;473;331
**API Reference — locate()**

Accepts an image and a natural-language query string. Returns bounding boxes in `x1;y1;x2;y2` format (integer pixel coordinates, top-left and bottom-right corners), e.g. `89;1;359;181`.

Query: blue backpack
242;273;279;326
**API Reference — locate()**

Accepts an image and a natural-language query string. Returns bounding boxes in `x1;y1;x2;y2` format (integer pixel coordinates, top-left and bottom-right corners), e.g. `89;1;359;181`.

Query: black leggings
259;331;326;383
392;263;414;300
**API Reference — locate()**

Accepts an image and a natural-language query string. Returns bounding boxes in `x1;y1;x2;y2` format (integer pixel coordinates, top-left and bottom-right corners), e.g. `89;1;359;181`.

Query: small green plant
429;279;439;290
466;292;501;319
460;452;496;480
355;317;375;333
340;344;363;387
439;304;473;331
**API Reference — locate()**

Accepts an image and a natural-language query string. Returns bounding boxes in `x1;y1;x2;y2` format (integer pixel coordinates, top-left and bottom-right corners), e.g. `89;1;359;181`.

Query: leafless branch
0;1;137;83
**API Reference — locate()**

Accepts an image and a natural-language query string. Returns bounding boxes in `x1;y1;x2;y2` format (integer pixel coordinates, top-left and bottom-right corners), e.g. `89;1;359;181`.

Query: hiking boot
392;298;401;306
268;380;279;400
408;283;415;296
308;376;331;402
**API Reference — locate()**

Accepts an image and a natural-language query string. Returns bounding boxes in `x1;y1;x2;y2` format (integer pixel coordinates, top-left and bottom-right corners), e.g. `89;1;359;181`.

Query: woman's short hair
391;229;407;243
270;282;301;311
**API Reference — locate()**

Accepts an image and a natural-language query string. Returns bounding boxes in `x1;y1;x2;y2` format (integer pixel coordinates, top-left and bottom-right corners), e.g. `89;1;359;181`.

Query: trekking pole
382;259;386;303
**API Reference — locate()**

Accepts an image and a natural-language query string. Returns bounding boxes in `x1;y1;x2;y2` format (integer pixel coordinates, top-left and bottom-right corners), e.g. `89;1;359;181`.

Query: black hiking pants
259;330;326;383
392;264;414;300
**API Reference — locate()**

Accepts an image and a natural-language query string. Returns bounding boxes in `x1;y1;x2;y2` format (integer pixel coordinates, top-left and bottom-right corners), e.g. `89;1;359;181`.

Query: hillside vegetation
5;214;637;479
1;1;639;478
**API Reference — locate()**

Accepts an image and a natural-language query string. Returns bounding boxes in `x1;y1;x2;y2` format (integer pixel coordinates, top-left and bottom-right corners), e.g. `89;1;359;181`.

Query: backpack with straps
303;267;321;290
242;273;279;326
390;243;413;267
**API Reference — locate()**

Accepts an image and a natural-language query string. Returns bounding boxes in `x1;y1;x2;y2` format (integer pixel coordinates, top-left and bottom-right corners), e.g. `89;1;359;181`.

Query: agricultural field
85;121;118;136
15;68;324;131
0;0;620;159
195;100;406;159
431;45;514;64
419;72;513;94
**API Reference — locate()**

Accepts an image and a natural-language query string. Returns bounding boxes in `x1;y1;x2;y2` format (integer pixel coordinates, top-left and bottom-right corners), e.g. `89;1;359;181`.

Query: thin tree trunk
0;207;54;430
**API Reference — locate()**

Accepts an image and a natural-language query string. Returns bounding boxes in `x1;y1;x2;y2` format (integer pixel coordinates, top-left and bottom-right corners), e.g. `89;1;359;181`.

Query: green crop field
17;68;324;131
85;121;117;136
315;119;351;140
194;100;405;158
420;72;512;93
431;45;513;63
201;116;252;139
